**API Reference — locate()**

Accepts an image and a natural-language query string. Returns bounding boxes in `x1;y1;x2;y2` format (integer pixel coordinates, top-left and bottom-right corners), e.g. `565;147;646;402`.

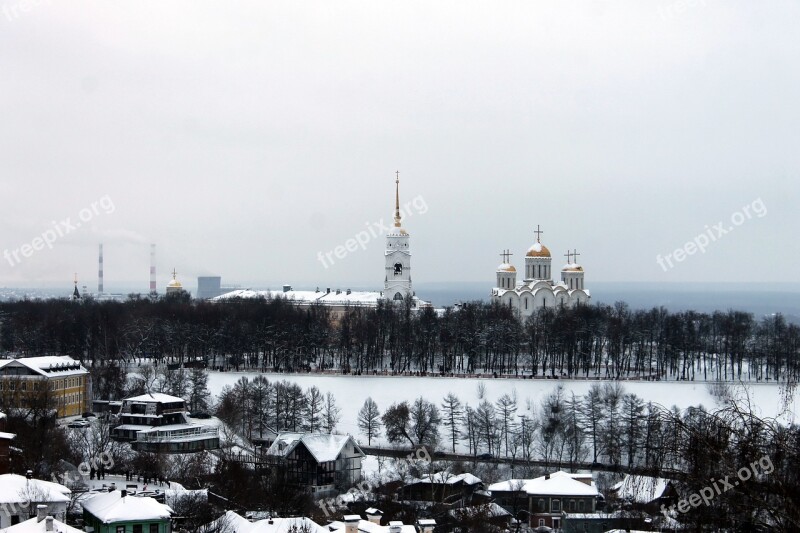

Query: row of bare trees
2;295;799;382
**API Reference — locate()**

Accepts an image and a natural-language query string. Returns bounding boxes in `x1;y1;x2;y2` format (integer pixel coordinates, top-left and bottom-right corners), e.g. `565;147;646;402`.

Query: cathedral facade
491;227;590;316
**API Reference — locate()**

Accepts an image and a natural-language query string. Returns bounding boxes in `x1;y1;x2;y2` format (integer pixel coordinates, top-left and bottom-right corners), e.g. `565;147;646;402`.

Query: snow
82;490;172;523
0;356;87;377
0;431;16;440
0;474;71;504
408;472;482;485
211;511;330;533
329;518;416;533
488;471;599;497
124;392;185;404
265;432;360;463
1;516;83;533
610;474;671;503
207;372;798;451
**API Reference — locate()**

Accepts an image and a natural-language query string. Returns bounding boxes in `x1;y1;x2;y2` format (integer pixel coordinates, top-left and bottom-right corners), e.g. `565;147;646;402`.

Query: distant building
0;356;91;418
82;490;172;533
491;227;590;315
328;513;434;533
165;268;186;296
0;473;71;528
489;471;600;530
213;175;431;314
607;474;678;514
111;392;219;453
197;276;222;299
264;432;364;495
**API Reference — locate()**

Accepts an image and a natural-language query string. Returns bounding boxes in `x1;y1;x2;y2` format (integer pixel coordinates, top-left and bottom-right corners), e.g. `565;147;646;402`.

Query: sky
1;1;798;293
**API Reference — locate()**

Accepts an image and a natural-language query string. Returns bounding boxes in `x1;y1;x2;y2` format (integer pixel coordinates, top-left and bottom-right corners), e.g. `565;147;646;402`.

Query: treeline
1;295;799;382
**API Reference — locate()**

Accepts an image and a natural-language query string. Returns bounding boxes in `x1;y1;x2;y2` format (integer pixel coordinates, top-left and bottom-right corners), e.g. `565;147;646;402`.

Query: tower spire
394;170;402;227
534;224;543;243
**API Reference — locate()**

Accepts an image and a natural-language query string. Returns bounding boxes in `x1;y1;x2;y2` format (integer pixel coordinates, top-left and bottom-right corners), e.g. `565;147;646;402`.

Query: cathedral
491;226;590;316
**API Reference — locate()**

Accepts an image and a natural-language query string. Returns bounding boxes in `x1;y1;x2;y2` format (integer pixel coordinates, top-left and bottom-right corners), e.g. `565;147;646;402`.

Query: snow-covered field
207;372;798;446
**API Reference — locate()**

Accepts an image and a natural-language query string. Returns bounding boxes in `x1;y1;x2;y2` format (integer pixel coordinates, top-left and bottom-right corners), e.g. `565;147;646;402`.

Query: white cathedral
491;226;590;316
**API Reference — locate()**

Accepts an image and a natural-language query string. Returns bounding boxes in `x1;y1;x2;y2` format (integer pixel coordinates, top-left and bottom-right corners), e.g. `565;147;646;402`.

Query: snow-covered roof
124;392;185;404
328;518;416;533
265;432;363;463
0;474;71;504
0;431;16;440
610;474;672;503
488;471;598;497
213;289;430;308
82;491;172;523
2;516;83;533
0;356;87;377
408;472;482;485
209;511;329;533
447;502;510;519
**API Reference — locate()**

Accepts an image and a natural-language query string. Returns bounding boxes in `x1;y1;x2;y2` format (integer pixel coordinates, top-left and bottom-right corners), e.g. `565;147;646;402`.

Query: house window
538;498;545;511
551;499;561;512
150;525;159;533
569;499;576;511
538;519;545;527
116;527;125;533
134;525;143;533
21;382;26;391
578;499;585;511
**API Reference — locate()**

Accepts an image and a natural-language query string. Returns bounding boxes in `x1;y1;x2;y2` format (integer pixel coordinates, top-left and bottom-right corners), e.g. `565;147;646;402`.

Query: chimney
45;516;54;531
388;521;403;533
365;508;382;524
545;473;550;480
417;519;436;533
120;489;127;498
36;504;47;522
150;244;157;294
326;288;331;294
343;515;360;533
283;285;292;293
26;470;33;479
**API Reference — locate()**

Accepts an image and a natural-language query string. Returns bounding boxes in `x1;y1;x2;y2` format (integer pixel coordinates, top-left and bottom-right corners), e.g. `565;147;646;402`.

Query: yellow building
0;356;91;418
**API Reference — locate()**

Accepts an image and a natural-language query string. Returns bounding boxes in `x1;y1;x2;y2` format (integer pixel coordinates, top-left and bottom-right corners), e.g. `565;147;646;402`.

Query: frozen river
207;371;797;447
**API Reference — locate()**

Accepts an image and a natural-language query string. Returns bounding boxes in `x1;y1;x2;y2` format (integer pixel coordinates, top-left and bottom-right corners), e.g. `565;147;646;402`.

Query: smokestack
150;244;156;294
98;243;104;294
36;504;47;522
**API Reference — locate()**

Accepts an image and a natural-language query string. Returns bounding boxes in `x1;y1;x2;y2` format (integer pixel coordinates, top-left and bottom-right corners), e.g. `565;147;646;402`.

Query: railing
135;426;219;443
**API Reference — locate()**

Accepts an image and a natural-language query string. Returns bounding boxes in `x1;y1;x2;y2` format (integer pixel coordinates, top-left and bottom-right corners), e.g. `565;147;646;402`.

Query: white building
491;226;590;316
213;174;430;312
0;473;71;528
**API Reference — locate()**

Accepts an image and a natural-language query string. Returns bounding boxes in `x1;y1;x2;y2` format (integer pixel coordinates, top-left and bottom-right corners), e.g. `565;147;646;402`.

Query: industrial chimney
149;244;157;295
98;243;104;294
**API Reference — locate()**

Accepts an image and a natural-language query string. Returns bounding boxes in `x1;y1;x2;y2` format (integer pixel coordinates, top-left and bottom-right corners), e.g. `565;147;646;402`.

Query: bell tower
384;171;412;301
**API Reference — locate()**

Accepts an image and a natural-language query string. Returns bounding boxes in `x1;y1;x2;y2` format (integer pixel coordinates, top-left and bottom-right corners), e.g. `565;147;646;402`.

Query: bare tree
357;397;381;445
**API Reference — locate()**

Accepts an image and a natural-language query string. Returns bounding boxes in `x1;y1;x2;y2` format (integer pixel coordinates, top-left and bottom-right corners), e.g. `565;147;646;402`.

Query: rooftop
488;471;599;497
82;490;172;523
0;356;87;377
265;432;363;463
0;474;71;504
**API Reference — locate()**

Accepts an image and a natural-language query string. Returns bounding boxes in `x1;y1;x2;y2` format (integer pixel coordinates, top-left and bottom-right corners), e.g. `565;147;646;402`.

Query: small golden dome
562;263;584;272
526;242;551;258
497;263;516;272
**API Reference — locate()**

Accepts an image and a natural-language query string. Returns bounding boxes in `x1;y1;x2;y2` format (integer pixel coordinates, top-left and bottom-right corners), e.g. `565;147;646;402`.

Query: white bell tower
384;171;412;301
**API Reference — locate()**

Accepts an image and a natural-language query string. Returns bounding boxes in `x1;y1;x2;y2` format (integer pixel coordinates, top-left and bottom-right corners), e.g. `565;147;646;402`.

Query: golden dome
526;242;551;258
562;263;584;272
497;263;516;272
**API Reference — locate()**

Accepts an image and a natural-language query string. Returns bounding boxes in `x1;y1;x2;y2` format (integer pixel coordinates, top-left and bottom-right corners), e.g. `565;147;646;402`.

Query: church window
525;298;528;310
393;292;403;301
394;263;403;275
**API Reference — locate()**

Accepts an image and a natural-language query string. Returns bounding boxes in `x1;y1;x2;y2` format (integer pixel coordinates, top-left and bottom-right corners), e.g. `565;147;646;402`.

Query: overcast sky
1;1;798;292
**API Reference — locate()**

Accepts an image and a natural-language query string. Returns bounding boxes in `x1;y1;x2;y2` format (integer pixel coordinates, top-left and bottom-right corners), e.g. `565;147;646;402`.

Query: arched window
393;292;403;301
394;263;403;275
